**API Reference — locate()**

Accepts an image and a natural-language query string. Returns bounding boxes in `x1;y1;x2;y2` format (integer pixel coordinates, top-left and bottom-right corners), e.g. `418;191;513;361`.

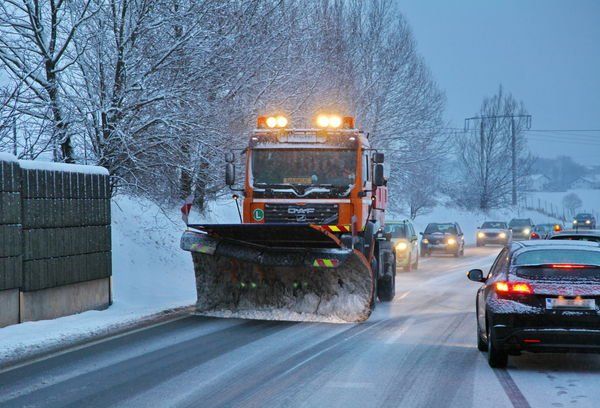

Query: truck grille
264;203;339;224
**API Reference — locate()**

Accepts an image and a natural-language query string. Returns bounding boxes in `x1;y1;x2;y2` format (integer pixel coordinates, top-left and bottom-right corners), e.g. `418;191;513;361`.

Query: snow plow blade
181;224;374;323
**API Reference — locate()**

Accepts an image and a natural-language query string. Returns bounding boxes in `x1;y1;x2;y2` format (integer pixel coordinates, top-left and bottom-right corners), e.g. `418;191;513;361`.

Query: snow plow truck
180;114;395;322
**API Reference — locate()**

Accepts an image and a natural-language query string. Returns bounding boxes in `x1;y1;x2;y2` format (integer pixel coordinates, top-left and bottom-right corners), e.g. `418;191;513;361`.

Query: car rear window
514;249;600;267
516;265;600;282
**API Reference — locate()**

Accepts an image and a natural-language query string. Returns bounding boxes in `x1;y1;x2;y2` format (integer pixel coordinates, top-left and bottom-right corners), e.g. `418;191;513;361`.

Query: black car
420;222;464;257
550;229;600;243
467;240;600;368
508;218;534;241
573;213;597;229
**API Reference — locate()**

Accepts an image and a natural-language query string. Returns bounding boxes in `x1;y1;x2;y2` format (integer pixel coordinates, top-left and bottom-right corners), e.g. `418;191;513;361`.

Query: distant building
526;174;552;191
571;175;600;189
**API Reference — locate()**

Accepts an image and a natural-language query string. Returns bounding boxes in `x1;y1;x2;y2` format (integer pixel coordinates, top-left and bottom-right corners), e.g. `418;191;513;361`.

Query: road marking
396;291;411;301
326;381;374;389
0;315;191;375
385;317;416;344
494;368;531;408
277;319;388;378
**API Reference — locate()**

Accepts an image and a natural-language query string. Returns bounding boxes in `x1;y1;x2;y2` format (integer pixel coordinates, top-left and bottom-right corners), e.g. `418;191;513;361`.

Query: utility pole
511;117;517;205
466;114;531;207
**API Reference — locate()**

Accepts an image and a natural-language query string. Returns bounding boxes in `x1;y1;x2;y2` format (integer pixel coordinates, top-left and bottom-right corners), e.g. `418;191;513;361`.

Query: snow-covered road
1;246;599;408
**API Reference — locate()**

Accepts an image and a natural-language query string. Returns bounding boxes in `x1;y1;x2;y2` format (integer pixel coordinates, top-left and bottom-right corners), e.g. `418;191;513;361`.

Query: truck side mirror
373;164;385;186
225;163;235;186
373;152;384;163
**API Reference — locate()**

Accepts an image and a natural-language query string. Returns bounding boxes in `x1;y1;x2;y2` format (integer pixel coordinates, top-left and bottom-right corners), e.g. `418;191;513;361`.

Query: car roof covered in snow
511;240;600;255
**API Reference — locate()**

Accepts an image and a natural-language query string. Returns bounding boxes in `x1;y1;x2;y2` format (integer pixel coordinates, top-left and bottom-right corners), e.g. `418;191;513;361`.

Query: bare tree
563;192;582;216
453;85;532;210
0;0;98;162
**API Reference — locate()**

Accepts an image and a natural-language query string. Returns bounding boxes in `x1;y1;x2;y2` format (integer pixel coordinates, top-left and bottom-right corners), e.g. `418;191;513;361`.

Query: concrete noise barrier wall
0;153;112;327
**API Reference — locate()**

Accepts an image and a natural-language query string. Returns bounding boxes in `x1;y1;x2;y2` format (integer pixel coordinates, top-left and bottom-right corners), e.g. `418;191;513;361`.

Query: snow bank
18;159;109;175
0;194;239;363
527;189;600;215
0;151;17;162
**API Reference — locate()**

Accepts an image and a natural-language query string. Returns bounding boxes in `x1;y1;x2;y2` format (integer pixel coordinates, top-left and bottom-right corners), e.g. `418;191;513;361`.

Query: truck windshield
252;149;356;191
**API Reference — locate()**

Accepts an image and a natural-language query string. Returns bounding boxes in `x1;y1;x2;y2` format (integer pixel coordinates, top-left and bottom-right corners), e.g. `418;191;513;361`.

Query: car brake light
530;232;540;239
523;339;541;343
495;281;533;294
551;264;586;269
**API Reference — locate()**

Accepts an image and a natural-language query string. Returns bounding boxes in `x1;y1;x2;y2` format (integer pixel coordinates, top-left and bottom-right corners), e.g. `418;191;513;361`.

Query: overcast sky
399;0;600;166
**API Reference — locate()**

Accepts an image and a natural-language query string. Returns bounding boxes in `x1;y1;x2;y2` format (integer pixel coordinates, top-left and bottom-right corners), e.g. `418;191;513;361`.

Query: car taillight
495;281;533;294
551;264;586;269
530;232;540;239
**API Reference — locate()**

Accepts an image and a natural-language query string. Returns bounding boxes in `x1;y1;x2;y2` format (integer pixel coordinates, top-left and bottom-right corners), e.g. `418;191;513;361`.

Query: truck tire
370;257;378;311
377;248;395;302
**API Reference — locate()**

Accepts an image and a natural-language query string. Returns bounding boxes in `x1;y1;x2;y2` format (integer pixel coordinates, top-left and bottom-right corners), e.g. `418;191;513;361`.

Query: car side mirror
373;164;385;186
225;163;235;186
467;269;485;283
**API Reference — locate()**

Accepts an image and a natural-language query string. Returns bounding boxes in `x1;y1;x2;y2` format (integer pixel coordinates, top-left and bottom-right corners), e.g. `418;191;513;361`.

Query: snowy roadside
0;195;240;366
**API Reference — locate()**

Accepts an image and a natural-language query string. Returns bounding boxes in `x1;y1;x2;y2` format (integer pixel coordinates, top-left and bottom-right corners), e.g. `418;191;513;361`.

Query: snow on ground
526;189;600;216
0;194;240;363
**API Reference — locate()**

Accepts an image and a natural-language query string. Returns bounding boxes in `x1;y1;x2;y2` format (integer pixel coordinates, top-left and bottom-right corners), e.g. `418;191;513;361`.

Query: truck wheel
487;325;508;368
370;258;378;311
377;254;395;302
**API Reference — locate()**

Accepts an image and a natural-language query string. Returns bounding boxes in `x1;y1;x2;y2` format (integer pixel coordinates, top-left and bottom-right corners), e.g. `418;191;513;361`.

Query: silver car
476;221;512;246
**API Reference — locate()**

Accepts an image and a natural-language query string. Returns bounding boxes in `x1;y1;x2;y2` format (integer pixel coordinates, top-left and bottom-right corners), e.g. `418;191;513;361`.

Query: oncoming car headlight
586;220;591;225
447;238;457;245
396;242;408;251
478;232;485;239
422;239;429;244
523;228;531;235
499;232;507;239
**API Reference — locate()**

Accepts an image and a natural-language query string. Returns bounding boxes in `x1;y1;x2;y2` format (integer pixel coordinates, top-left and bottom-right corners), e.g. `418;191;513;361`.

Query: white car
476;221;512;246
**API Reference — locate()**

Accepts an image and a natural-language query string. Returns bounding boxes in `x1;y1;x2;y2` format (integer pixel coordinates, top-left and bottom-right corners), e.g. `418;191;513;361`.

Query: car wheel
460;246;465;257
413;254;419;270
487;325;508;368
477;321;487;352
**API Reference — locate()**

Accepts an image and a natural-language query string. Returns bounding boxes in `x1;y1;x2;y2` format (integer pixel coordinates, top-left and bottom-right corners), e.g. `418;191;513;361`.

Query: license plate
546;297;596;310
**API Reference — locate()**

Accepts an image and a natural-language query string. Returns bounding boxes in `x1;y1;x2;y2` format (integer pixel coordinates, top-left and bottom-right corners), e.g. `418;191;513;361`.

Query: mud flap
181;227;374;323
